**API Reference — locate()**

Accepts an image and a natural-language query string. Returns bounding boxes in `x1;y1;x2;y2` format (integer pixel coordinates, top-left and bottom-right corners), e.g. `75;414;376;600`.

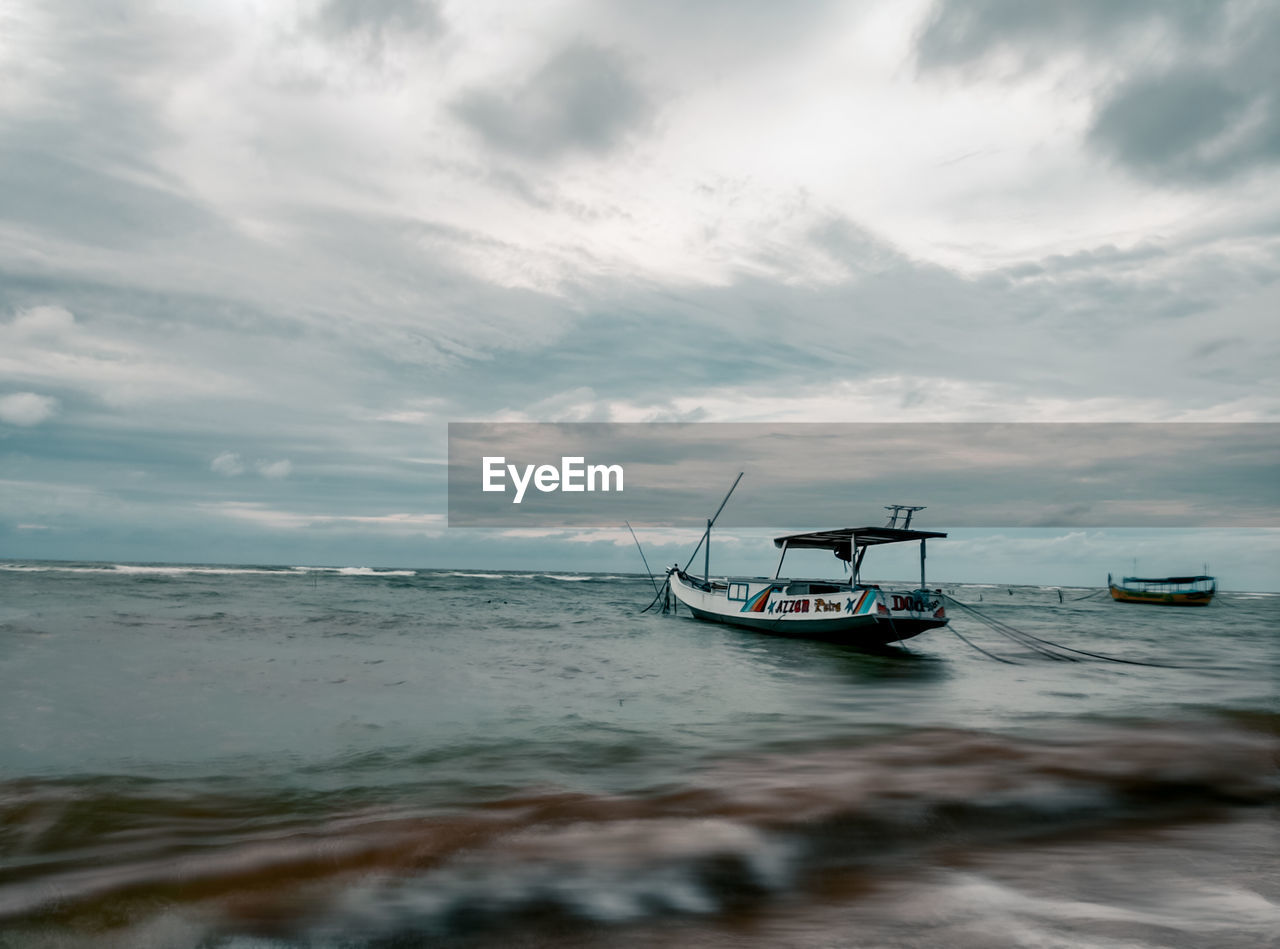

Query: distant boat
667;504;949;647
1107;573;1216;606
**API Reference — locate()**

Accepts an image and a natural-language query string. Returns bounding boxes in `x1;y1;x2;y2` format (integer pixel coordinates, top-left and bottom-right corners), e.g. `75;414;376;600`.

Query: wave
330;567;416;577
436;571;642;581
0;563;288;576
0;563;416;578
2;717;1274;943
542;574;641;581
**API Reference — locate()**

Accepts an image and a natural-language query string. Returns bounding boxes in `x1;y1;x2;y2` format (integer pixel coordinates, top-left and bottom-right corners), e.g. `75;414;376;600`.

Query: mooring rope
1069;588;1108;601
942;596;1076;661
939;594;1180;667
640;575;671;614
948;622;1021;664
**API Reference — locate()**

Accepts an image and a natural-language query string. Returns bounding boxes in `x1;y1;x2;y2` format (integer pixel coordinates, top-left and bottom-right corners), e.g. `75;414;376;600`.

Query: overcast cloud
1;0;1277;587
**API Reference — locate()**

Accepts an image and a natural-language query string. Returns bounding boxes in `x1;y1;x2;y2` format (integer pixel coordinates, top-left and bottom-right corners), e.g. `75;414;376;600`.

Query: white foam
0;563;284;576
333;567;415;576
0;563;414;577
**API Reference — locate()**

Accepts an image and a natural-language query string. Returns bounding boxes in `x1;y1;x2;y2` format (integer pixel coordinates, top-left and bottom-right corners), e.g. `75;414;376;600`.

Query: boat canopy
1122;575;1213;584
773;526;947;555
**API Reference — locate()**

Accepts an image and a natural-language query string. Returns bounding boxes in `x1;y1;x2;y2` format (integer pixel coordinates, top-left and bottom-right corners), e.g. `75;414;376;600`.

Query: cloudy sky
1;0;1278;587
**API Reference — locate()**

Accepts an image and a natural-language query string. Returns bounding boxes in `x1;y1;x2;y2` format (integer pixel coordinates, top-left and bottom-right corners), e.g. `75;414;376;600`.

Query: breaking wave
1;717;1274;946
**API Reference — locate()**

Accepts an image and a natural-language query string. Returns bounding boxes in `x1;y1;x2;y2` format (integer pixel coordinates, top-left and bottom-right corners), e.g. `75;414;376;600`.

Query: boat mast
704;517;711;582
682;471;744;579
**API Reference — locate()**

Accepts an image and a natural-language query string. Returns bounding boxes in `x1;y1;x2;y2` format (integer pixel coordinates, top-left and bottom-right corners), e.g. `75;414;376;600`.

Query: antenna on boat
624;521;661;595
884;504;925;528
683;472;745;578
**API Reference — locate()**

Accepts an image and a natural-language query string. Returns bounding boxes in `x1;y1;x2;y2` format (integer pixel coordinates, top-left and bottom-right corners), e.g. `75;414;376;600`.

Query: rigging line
625;521;660;596
682;472;745;572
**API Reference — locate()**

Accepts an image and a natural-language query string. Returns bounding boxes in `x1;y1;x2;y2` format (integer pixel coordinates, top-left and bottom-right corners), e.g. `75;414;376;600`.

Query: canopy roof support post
773;541;787;579
851;531;859;583
920;538;927;589
704;518;711;582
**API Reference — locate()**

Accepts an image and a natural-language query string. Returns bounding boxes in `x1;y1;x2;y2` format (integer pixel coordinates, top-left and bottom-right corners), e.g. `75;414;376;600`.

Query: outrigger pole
683;472;745;578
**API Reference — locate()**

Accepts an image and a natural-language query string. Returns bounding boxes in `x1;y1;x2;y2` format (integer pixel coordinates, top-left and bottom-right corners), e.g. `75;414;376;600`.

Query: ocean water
0;563;1276;948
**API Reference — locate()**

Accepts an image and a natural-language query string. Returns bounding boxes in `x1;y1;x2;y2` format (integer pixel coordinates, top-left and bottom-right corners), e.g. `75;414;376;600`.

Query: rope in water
948;622;1021;664
640;573;674;614
1069;588;1109;601
939;594;1180;667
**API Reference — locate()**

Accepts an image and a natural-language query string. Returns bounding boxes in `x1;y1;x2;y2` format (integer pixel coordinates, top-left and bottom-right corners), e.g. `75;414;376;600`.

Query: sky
1;0;1278;588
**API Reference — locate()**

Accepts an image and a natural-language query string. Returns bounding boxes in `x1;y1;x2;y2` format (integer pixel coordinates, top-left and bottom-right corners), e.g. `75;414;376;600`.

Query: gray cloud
0;4;225;250
307;0;443;67
1089;66;1280;184
915;0;1218;73
313;0;441;39
452;43;652;160
917;0;1280;184
1;2;1277;573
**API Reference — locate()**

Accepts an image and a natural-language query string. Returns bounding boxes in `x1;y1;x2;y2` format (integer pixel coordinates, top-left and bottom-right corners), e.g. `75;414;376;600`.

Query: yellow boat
1107;573;1216;606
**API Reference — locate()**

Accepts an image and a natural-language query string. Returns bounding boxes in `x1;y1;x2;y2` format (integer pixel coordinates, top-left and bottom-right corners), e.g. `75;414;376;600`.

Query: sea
0;562;1276;948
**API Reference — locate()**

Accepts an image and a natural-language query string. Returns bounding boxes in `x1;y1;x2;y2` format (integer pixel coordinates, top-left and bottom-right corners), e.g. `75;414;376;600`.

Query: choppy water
0;562;1276;948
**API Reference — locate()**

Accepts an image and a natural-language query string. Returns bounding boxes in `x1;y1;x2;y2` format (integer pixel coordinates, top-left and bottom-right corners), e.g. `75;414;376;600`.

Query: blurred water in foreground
1;563;1276;947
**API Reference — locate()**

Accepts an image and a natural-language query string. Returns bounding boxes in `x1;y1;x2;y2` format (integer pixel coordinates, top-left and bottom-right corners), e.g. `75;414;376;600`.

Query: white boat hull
668;569;948;647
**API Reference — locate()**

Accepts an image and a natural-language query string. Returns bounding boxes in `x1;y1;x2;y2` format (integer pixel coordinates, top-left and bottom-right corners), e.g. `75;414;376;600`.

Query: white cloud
211;451;246;476
492;376;1280;425
0;392;58;426
0;1;1277;571
206;502;444;531
0;303;248;408
10;304;75;337
256;459;293;479
499;526;709;547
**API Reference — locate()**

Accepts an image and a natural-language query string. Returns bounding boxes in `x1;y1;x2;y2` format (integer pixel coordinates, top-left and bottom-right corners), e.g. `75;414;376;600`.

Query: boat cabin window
727;582;749;601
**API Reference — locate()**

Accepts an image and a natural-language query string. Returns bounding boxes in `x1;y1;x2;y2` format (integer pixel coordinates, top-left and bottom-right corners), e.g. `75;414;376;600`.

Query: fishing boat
1107;573;1216;606
665;501;949;647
